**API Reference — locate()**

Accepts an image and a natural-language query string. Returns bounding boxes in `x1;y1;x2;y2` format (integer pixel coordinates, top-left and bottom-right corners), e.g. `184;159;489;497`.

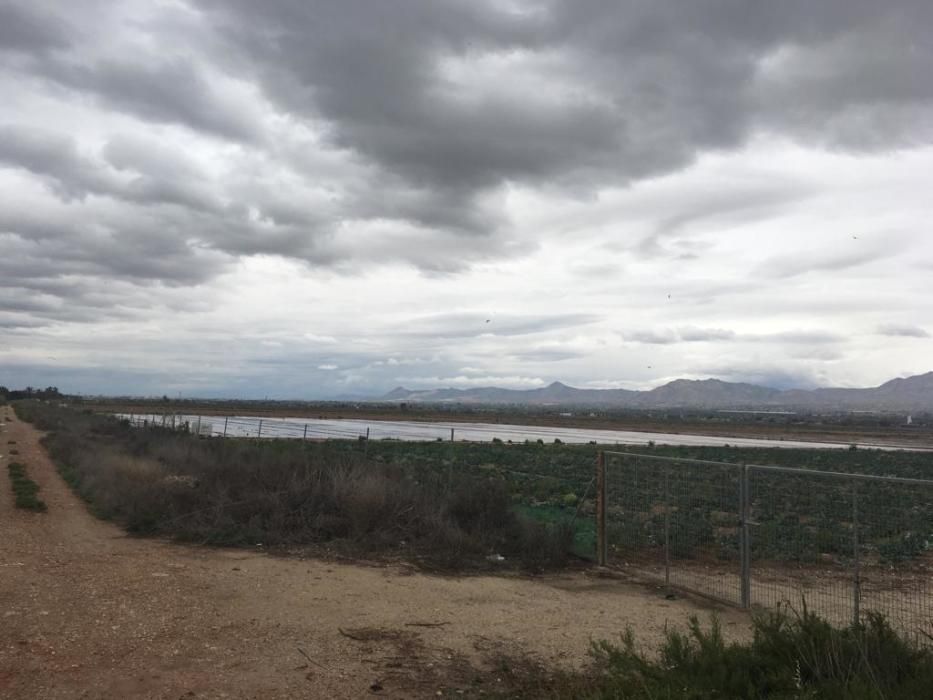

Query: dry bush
16;401;573;570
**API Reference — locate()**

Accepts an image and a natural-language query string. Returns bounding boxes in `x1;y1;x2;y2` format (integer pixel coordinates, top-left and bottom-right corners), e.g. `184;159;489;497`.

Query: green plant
7;462;47;512
493;607;933;699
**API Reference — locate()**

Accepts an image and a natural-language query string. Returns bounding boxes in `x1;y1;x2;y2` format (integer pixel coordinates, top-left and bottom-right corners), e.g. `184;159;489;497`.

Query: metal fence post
223;416;228;438
663;465;671;587
852;483;861;627
195;415;201;436
303;424;308;440
740;465;751;609
450;427;455;442
596;451;607;566
257;419;263;438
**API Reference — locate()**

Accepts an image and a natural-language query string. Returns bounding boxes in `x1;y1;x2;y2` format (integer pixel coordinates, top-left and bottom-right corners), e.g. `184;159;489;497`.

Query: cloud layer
1;0;931;396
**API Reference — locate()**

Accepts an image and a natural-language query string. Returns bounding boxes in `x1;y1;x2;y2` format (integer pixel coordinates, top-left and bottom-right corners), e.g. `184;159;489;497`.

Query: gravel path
0;405;748;698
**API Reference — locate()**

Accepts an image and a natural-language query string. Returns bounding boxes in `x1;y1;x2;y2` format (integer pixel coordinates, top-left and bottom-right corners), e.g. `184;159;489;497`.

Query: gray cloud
2;0;932;396
397;312;602;340
877;323;930;338
41;57;265;143
0;2;71;54
4;0;931;281
758;247;888;279
193;0;932;235
752;331;845;344
625;327;736;344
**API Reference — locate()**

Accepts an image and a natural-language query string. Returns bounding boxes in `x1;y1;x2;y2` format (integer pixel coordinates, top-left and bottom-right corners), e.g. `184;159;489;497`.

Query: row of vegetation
14;401;576;571
23;401;932;567
351;439;933;566
7;460;47;512
492;607;933;699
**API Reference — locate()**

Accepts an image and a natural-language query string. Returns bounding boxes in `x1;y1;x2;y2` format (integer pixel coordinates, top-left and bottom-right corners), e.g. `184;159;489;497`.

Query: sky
1;0;932;399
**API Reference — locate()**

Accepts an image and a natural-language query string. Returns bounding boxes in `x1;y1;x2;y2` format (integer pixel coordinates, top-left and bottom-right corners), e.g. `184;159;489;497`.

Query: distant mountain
379;372;933;411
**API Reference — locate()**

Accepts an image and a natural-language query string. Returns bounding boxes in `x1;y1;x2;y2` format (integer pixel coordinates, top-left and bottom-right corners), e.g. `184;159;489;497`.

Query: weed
493;607;933;699
13;401;573;571
7;462;47;512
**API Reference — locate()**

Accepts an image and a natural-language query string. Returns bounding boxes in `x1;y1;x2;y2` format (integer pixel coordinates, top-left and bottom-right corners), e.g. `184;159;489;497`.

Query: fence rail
596;450;933;640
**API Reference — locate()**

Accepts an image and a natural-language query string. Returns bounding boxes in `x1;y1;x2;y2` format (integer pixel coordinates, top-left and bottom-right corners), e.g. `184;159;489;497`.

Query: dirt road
0;406;748;699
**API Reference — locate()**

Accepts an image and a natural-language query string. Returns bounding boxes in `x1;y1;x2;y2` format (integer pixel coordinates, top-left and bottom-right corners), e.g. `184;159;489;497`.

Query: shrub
15;401;574;572
495;606;933;699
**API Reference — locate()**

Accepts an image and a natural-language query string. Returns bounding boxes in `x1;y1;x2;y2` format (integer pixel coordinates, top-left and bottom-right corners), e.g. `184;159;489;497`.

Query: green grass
7;462;47;512
515;503;595;559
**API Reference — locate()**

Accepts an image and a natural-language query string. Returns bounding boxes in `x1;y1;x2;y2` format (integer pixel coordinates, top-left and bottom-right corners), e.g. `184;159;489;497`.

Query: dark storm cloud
3;0;930;278
191;0;932;235
2;0;933;354
0;2;70;53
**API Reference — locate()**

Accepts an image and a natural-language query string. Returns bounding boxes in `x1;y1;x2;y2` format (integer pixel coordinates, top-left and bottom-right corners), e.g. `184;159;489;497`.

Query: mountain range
380;372;933;411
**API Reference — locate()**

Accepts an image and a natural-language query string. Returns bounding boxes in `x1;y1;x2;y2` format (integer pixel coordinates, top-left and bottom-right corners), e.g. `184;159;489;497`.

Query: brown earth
0;406;749;699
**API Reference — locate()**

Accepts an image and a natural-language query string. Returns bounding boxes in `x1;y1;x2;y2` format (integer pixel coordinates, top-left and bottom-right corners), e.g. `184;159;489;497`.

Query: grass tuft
7;462;47;512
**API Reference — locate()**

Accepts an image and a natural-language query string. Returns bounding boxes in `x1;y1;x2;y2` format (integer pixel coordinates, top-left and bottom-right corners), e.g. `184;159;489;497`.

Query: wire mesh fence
603;452;744;605
600;451;933;641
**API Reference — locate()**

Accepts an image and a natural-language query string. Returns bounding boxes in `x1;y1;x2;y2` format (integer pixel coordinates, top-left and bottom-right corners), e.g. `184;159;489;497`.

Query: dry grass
15;401;574;571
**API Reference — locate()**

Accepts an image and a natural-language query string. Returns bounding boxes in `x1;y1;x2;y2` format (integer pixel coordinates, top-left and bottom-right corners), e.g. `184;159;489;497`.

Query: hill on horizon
380;372;933;411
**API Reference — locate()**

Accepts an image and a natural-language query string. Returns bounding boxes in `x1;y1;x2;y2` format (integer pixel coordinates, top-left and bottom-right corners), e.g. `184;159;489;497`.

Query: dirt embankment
0;405;748;699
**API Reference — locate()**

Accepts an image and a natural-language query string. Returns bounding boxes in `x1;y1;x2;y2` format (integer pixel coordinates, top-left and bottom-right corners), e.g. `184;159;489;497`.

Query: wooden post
303;424;308;440
596;451;607;566
450;428;455;442
257;419;263;439
223;416;228;438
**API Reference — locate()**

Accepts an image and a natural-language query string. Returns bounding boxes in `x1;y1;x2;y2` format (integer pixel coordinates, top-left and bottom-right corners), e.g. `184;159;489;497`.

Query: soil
0;406;749;699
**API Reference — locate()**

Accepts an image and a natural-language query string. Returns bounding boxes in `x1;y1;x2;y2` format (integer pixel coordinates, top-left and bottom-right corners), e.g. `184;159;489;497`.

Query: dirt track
0;406;748;699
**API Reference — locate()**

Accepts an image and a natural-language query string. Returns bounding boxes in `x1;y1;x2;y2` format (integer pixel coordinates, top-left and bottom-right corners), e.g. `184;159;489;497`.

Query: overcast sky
1;0;932;398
